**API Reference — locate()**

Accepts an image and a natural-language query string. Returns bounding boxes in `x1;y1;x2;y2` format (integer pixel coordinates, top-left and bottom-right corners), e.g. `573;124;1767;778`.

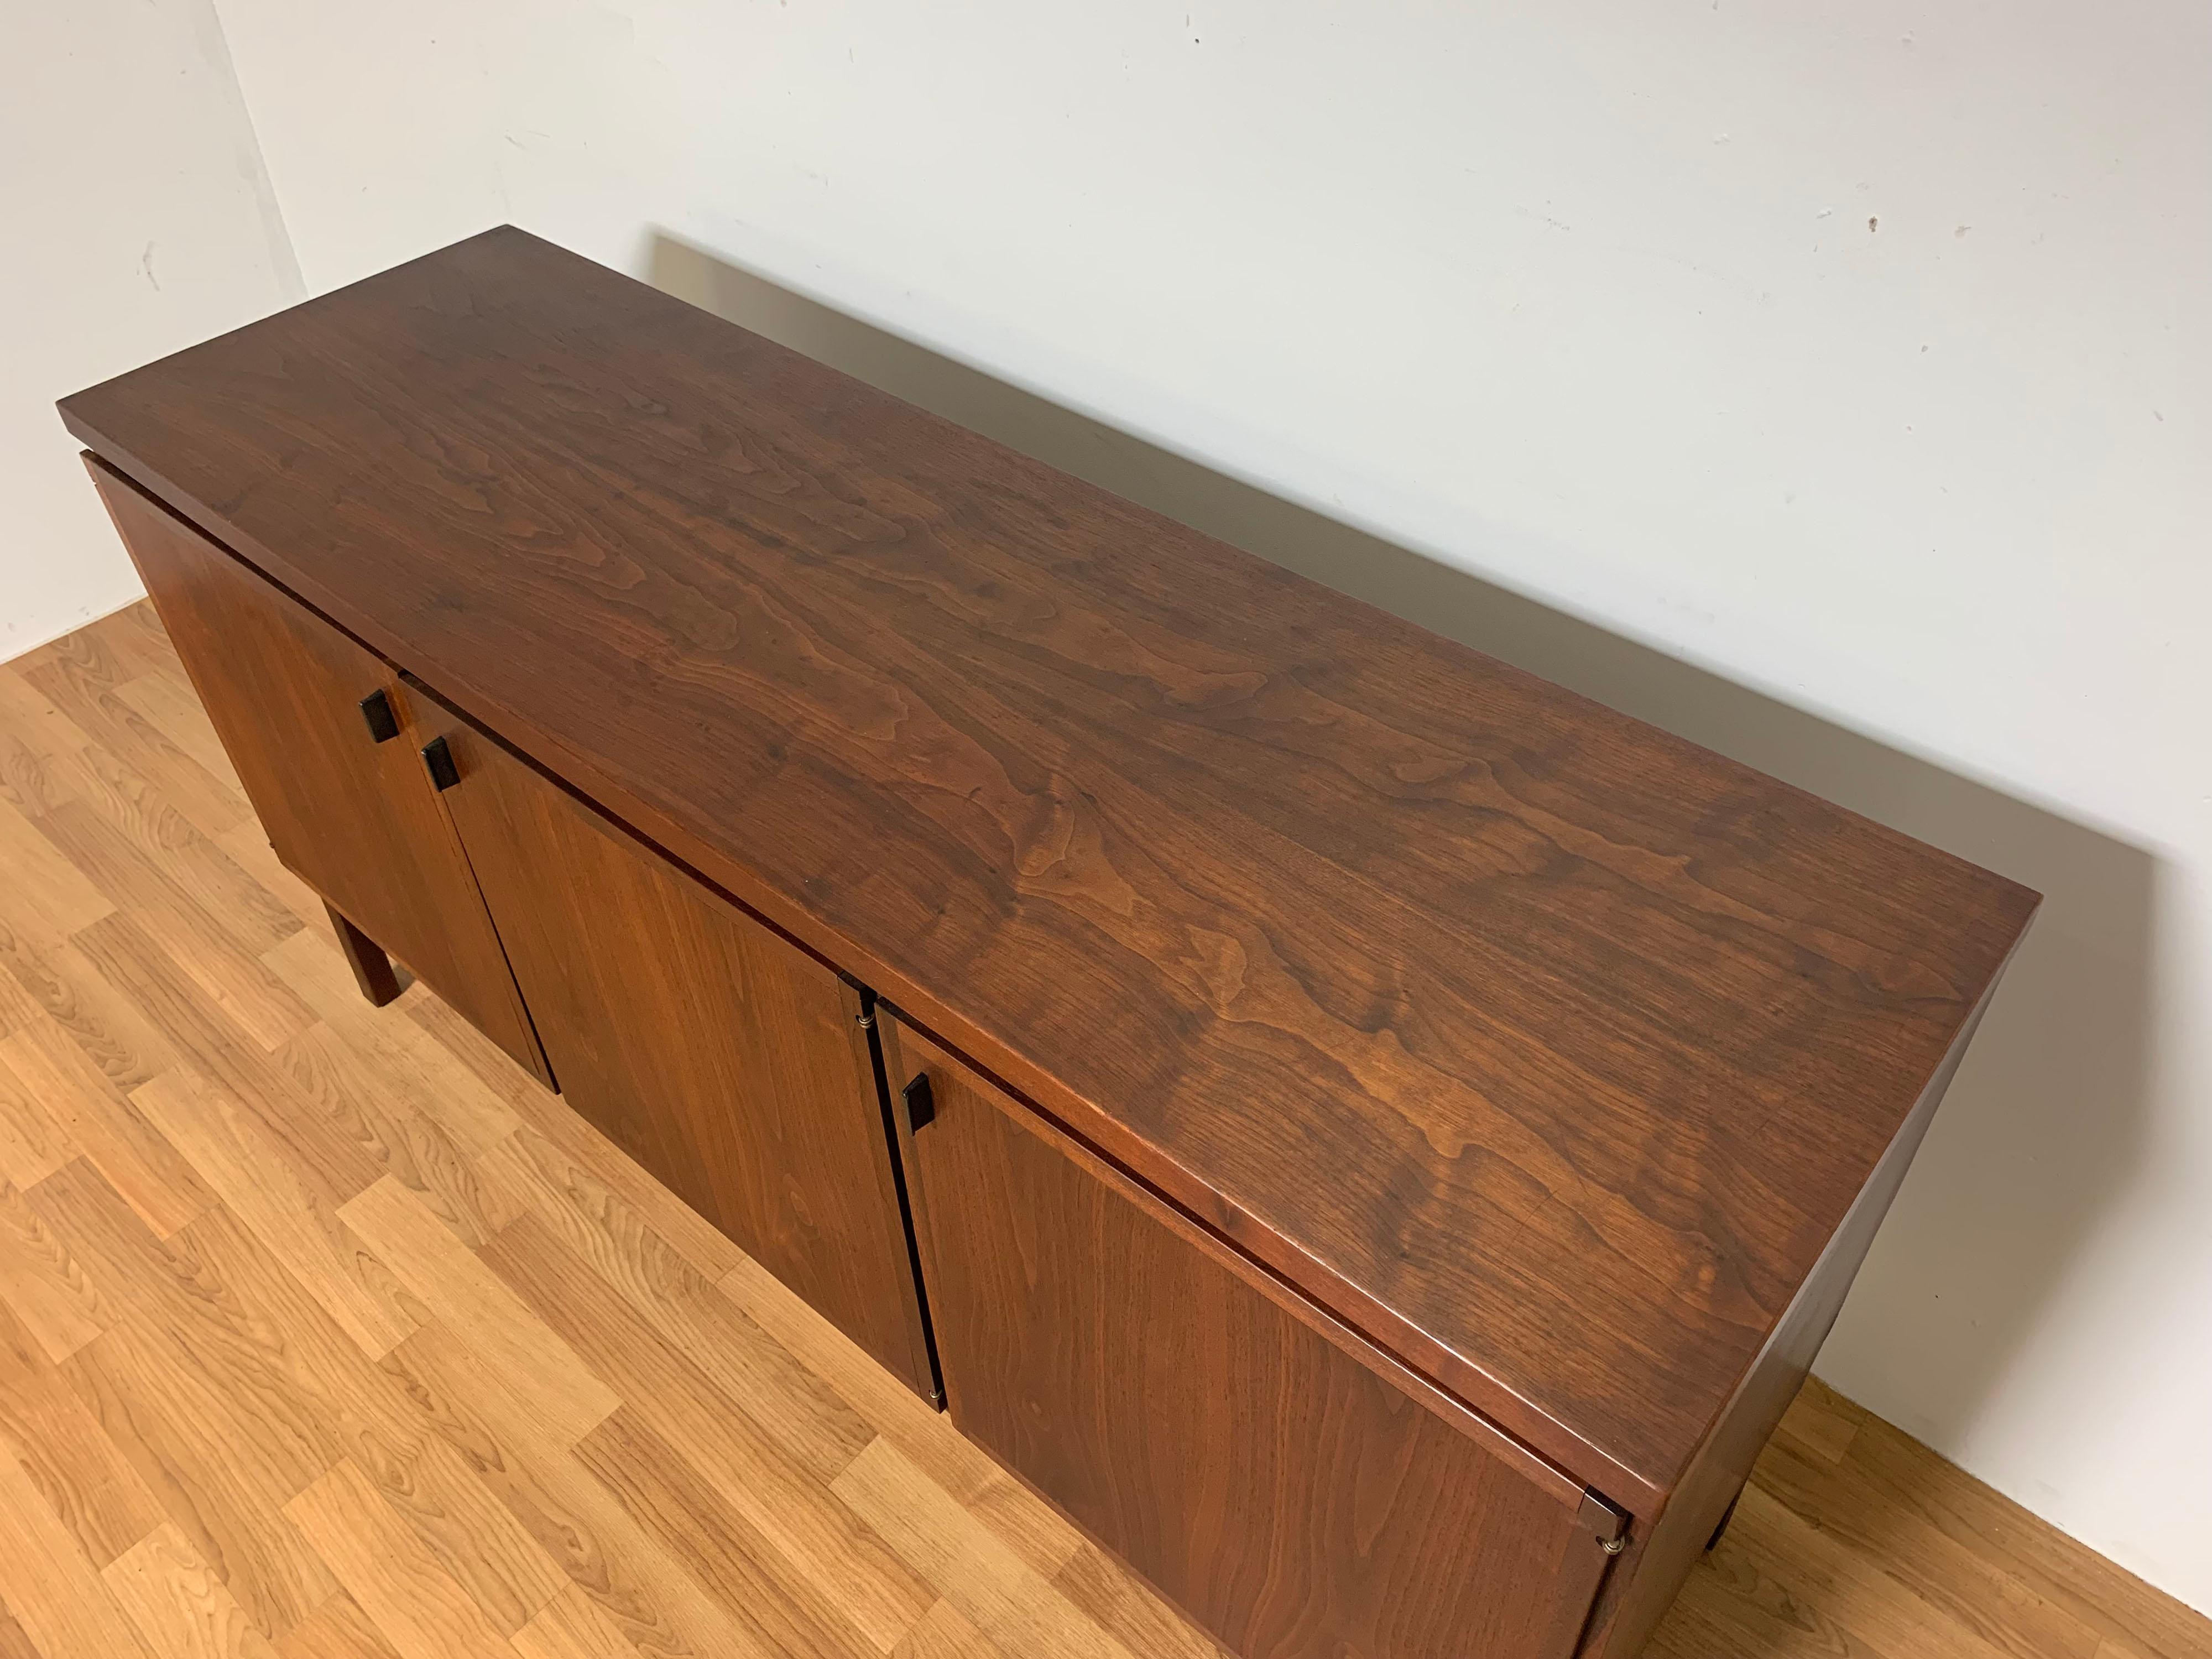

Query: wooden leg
325;902;403;1006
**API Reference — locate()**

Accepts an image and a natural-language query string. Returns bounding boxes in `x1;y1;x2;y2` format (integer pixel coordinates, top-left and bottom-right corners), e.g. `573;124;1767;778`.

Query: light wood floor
0;601;2201;1659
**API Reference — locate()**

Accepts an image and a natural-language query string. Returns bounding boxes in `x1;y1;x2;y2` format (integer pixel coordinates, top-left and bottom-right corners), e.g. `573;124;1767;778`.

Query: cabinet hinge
1578;1489;1630;1553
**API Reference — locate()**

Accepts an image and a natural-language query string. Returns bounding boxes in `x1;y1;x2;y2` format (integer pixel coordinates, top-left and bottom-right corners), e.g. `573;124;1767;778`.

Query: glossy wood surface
82;457;550;1087
425;701;937;1399
1580;972;2001;1656
60;227;2041;1507
891;1017;1615;1659
0;607;2198;1659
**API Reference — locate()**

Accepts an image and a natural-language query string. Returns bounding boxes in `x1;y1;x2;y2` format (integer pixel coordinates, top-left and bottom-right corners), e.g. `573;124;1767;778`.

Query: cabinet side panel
1577;975;2006;1657
895;1021;1610;1659
432;712;936;1397
81;454;549;1081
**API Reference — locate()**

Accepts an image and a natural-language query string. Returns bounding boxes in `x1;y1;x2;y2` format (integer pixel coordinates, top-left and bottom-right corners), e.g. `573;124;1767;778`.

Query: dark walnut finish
889;1016;1616;1659
61;227;2038;1657
324;900;403;1008
421;697;937;1399
82;453;550;1083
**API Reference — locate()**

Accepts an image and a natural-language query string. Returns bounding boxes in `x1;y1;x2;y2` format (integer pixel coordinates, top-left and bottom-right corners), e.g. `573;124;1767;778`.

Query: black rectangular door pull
359;687;400;743
902;1072;936;1132
420;735;460;791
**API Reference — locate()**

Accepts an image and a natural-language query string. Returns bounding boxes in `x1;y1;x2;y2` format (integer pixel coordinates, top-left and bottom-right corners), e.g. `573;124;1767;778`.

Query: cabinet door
422;705;937;1399
890;1019;1618;1659
84;456;550;1083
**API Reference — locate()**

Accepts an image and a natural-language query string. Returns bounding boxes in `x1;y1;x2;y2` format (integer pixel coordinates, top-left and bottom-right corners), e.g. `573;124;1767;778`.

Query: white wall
157;0;2212;1613
0;0;300;661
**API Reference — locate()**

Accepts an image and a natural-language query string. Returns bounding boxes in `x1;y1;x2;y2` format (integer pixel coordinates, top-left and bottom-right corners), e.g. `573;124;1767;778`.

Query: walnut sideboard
59;226;2039;1659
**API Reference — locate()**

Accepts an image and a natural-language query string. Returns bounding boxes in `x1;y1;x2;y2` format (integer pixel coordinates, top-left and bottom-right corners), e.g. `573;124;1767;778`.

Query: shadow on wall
644;229;2157;1457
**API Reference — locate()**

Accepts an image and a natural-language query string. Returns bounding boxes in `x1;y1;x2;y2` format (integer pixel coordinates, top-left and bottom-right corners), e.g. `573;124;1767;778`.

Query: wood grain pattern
0;1016;211;1238
281;1458;518;1659
832;1438;1126;1659
71;916;388;1209
334;1177;618;1449
80;458;550;1089
0;793;116;941
0;1447;159;1659
1580;979;2000;1657
12;622;249;846
123;902;316;1054
262;930;524;1165
59;227;2039;1508
471;1126;877;1485
487;1211;938;1652
380;1323;776;1659
0;607;2198;1659
425;706;934;1397
128;1068;418;1361
573;1405;893;1659
0;1292;165;1568
714;1251;1092;1588
41;1183;345;1638
0;1175;114;1361
509;1585;649;1659
271;1592;404;1659
102;1521;280;1659
892;1018;1613;1659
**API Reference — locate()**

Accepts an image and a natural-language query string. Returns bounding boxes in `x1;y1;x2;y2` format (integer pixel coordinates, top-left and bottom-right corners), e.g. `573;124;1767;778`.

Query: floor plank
0;1042;87;1187
15;637;251;842
831;1437;1125;1659
270;1024;497;1231
103;1520;282;1659
0;1606;45;1659
131;1069;417;1360
69;914;387;1207
0;1290;165;1569
270;1590;403;1659
335;1177;618;1448
488;1211;936;1652
3;1019;213;1238
113;673;243;794
0;1445;159;1659
511;1583;649;1659
36;798;298;961
0;794;114;941
0;921;181;1091
473;1128;875;1483
0;604;2201;1659
889;1600;1005;1659
1838;1412;2212;1659
282;1459;516;1659
718;1250;1088;1583
0;1176;114;1361
264;936;518;1159
576;1407;894;1659
129;905;315;1054
384;1320;777;1659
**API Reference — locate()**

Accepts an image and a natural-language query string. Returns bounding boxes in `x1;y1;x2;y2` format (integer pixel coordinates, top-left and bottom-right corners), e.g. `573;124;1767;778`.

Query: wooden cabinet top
60;226;2037;1513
